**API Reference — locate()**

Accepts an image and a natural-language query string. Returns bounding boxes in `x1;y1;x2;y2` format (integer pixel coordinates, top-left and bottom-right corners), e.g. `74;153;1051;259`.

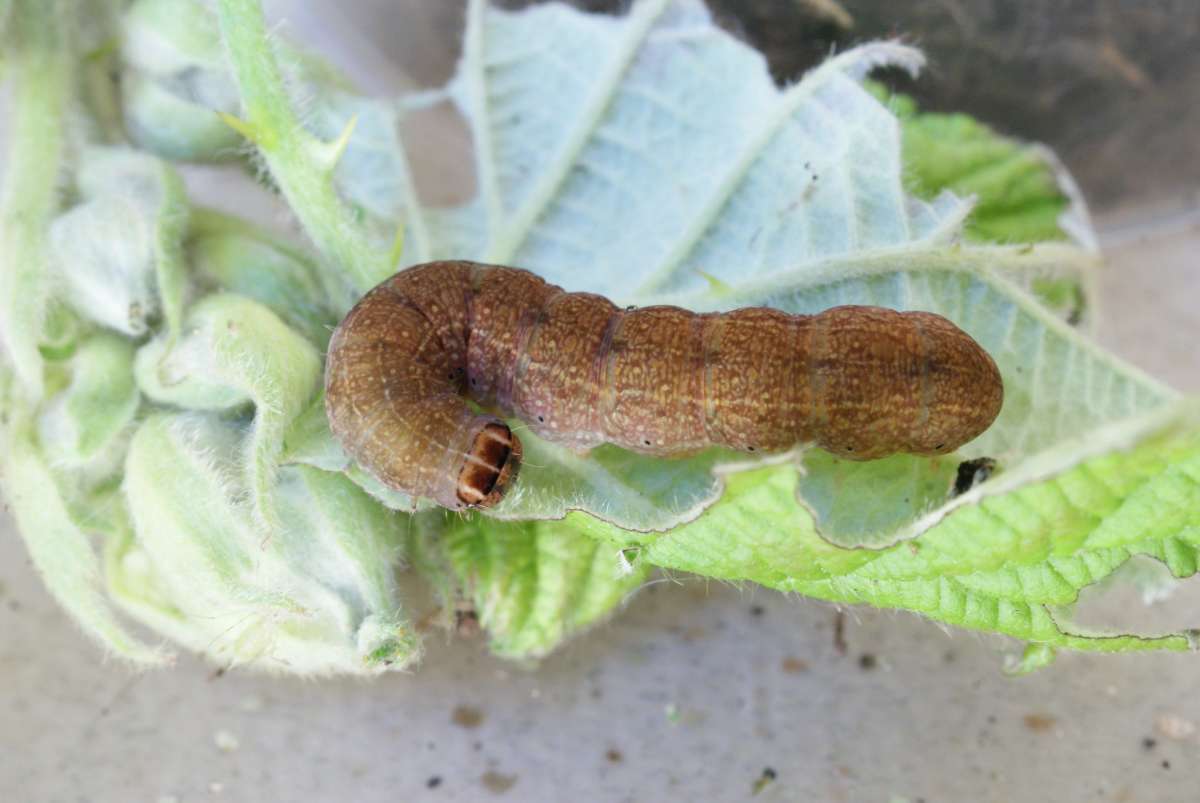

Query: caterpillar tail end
455;422;523;510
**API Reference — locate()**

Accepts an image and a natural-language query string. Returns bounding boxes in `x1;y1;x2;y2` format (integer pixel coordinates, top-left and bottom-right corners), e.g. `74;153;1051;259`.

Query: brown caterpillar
324;261;1003;510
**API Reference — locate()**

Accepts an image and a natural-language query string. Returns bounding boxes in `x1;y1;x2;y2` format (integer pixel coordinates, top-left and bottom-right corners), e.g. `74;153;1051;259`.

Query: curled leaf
50;147;189;339
1;377;164;665
37;332;140;472
135;293;323;533
120;412;418;673
120;0;244;160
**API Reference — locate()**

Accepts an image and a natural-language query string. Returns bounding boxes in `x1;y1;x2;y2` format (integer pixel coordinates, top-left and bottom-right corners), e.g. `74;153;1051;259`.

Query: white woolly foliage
120;0;244;160
48;146;187;336
135;293;323;536
116;412;419;674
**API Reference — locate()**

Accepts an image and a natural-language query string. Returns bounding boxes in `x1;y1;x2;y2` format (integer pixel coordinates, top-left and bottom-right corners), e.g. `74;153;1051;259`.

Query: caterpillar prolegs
324;261;1003;510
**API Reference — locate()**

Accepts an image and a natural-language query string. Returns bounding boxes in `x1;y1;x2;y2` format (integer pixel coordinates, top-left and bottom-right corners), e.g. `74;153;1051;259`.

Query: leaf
119;412;419;673
580;409;1200;655
325;0;964;533
888;91;1073;245
120;0;245;161
351;0;1174;552
354;0;1190;657
135;293;323;534
49;147;190;340
37;332;140;470
0;375;165;665
187;207;337;348
880;87;1097;323
414;511;651;660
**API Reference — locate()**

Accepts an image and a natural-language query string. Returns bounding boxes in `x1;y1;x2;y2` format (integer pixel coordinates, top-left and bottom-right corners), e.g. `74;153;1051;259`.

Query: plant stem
0;0;74;401
215;0;394;310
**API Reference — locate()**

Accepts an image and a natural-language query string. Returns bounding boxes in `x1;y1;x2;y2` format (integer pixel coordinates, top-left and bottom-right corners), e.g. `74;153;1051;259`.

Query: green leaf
581;410;1200;656
892;94;1072;244
878;86;1096;322
415;511;651;660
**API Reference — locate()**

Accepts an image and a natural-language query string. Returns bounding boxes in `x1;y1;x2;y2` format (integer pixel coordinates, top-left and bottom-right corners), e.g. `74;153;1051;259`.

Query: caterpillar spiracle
324;261;1004;510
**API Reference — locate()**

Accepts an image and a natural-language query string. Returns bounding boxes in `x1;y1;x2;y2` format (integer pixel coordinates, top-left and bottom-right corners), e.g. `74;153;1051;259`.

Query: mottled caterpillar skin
324;261;1003;510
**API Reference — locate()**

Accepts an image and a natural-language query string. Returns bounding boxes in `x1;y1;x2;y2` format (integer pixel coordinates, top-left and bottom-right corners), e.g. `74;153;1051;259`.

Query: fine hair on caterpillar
324;261;1004;511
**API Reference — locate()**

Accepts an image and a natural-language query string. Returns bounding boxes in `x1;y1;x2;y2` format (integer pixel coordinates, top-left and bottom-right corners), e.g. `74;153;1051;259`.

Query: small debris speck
1161;760;1171;770
1155;713;1196;740
858;653;877;671
605;748;623;763
752;767;777;795
452;705;485;729
481;770;517;794
1142;737;1158;751
781;656;809;674
427;776;443;789
749;604;765;617
1023;713;1057;733
214;729;239;752
209;781;225;794
832;611;847;655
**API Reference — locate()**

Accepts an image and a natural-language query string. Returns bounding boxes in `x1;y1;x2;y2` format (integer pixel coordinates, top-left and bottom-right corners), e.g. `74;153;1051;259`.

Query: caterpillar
324;261;1003;511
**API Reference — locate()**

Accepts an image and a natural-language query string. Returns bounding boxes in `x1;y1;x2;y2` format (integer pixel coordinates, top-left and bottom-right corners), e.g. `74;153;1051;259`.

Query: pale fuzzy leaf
354;0;964;531
135;293;323;534
359;0;1173;549
119;412;418;674
0;385;165;665
50;195;159;336
188;208;336;348
37;332;140;471
120;0;245;161
50;147;190;339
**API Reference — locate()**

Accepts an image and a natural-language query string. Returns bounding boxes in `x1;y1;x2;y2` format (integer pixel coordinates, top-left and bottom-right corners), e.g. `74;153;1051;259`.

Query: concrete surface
3;3;1200;802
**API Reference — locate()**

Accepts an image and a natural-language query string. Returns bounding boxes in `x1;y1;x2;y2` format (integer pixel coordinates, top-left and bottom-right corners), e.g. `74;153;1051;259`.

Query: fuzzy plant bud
115;412;420;673
120;0;243;161
188;214;337;348
49;147;188;337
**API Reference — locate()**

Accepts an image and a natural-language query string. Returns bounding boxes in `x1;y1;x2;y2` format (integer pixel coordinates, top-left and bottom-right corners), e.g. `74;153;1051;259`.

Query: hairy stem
215;0;394;310
0;0;74;401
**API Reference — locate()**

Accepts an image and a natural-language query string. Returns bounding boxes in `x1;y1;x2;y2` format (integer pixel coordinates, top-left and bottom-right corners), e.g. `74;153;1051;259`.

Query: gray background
3;2;1199;801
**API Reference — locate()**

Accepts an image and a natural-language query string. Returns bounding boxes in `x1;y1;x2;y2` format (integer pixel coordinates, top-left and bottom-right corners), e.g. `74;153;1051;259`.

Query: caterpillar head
455;422;523;509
